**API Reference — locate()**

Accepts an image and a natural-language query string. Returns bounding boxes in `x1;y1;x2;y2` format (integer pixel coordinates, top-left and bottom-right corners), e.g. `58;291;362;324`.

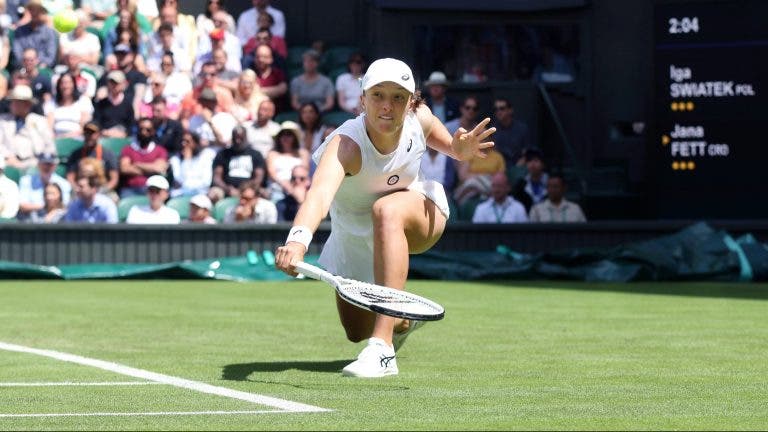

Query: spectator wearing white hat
423;71;460;123
0;157;20;219
187;194;216;224
125;175;181;224
0;85;56;170
17;152;71;221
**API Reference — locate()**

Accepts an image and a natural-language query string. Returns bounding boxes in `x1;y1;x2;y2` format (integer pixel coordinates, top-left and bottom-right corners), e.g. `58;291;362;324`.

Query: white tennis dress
312;112;450;283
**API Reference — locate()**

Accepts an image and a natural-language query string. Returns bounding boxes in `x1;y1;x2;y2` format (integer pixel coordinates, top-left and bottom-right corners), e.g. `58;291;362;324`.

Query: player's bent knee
371;198;404;228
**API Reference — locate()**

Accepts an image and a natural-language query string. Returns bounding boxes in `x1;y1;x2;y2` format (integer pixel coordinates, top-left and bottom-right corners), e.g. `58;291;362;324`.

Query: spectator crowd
0;0;585;224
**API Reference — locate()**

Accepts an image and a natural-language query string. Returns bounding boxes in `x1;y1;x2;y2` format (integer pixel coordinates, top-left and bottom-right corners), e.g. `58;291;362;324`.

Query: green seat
213;197;239;222
55;138;84;165
274;111;299;124
321;46;358;73
321;110;354;127
100;137;132;157
166;196;192;220
117;195;149;222
458;196;484;221
286;46;310;70
327;65;348;84
55;164;68;178
446;197;459;224
2;166;22;184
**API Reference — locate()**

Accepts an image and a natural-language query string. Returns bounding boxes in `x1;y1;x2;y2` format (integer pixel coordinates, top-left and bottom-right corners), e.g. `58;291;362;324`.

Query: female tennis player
275;58;495;377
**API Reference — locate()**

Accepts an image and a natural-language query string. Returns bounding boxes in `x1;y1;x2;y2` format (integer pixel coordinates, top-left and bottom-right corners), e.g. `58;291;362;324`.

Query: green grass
0;280;766;430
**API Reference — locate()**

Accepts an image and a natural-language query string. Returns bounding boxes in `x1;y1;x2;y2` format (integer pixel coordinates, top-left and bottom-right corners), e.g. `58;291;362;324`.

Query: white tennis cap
361;58;415;94
146;175;169;190
190;194;212;210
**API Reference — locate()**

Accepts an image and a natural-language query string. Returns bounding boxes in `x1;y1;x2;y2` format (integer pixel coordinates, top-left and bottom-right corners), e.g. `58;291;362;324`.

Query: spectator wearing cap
180;61;234;128
0;158;20;219
65;122;120;195
119;117;169;198
93;70;136;138
98;43;148;106
169;131;216;198
62;174;118;224
146;22;192;74
290;49;335;113
244;98;281;159
423;71;460;123
11;0;58;69
276;164;310;222
196;11;241;73
266;120;310;203
212;125;266;198
187;194;216;224
0;85;55;170
126;174;180;224
224;179;276;224
17;152;72;220
187;87;238;148
236;0;286;45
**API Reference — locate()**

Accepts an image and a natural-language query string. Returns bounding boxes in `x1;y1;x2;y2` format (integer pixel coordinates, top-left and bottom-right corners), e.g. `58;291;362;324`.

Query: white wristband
286;225;312;250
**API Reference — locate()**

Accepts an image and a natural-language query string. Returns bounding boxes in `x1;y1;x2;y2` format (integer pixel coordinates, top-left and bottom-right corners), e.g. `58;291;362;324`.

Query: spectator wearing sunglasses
276;165;311;222
491;97;534;167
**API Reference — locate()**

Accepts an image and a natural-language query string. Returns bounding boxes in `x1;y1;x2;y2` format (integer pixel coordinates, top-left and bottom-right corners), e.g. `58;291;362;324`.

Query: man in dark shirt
96;44;147;104
65;122;120;194
491;97;534;167
93;70;136;138
150;96;184;154
212;125;266;197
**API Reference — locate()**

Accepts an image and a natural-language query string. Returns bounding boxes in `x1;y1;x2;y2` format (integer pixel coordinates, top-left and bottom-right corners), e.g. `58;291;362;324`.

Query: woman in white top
275;58;495;378
335;53;365;115
169;132;217;197
45;73;93;139
266;121;310;202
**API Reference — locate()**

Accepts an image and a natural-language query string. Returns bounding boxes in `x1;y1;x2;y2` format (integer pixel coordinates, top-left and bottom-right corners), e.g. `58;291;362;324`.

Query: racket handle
293;261;336;284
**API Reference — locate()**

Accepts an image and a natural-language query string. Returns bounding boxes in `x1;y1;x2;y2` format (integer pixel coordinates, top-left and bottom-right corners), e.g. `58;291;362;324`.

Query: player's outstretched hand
451;117;496;161
275;242;306;277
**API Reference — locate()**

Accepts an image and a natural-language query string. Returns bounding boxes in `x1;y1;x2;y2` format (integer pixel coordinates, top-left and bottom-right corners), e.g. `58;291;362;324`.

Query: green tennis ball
53;10;79;33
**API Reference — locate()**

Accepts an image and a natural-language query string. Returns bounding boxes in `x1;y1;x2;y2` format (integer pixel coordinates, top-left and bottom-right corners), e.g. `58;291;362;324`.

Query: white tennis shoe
392;320;425;352
342;338;398;378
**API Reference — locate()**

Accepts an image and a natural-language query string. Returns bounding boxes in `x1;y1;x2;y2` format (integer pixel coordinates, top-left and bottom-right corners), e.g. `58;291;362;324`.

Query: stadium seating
458;196;484;221
2;166;22;184
117;196;149;222
213;197;239;222
55;138;84;165
286;45;310;70
321;46;358;73
166;196;191;220
274;110;299;124
321;110;354;127
100;137;132;157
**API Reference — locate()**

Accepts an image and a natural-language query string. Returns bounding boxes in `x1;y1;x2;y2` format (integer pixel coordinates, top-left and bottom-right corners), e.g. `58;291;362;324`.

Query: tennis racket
293;261;445;321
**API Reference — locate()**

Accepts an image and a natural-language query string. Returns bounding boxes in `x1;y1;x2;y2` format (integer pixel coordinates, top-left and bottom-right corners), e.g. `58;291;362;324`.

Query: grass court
1;279;766;430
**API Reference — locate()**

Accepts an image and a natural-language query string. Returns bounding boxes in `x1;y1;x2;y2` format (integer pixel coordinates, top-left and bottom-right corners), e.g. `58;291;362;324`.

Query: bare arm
261;82;287;99
416;104;496;162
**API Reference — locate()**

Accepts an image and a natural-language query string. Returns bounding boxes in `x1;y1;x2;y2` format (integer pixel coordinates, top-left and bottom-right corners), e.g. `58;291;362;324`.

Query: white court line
0;410;282;418
0;381;162;387
0;341;330;413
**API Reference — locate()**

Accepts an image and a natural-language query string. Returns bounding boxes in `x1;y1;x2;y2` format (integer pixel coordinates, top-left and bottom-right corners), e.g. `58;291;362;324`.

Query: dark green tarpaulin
0;223;765;282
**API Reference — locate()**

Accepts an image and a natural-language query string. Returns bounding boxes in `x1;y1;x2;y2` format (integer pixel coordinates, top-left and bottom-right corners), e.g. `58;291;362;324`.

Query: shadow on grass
221;360;352;380
474;280;768;301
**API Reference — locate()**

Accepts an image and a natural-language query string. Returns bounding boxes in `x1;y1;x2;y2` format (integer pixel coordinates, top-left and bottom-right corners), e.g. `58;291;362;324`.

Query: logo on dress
406;139;413;152
387;175;400;186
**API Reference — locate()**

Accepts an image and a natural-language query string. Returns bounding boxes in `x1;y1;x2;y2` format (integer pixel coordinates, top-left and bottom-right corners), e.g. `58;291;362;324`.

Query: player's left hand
451;117;496;161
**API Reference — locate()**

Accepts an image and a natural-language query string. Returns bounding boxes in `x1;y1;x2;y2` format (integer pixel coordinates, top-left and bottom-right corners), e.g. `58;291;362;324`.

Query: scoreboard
653;0;768;218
